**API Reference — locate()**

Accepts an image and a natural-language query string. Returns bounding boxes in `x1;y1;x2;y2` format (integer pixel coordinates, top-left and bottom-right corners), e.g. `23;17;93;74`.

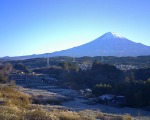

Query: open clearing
13;74;150;120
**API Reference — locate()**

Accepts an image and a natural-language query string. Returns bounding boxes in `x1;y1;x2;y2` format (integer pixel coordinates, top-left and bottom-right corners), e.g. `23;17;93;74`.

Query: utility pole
101;50;104;63
96;50;104;63
47;54;49;67
101;55;104;63
73;56;76;62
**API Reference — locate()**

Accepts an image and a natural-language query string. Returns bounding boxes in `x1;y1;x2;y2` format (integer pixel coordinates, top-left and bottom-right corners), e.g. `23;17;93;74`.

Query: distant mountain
0;54;46;60
49;32;150;57
1;32;150;60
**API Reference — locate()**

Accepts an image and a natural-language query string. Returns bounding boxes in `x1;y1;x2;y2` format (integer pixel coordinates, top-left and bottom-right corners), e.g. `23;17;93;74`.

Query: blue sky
0;0;150;57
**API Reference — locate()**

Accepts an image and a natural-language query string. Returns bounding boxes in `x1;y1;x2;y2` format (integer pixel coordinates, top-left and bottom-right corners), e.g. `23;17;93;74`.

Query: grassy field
0;84;133;120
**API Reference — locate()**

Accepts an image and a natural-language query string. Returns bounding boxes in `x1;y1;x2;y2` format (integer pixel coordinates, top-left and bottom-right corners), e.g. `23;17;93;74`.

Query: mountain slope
49;32;150;57
1;32;150;60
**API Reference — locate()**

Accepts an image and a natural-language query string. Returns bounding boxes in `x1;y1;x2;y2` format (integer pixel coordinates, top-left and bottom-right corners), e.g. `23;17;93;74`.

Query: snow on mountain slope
49;32;150;57
101;32;125;39
1;32;150;60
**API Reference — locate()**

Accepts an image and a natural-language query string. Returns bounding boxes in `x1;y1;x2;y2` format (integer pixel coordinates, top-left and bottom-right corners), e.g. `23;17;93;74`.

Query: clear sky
0;0;150;57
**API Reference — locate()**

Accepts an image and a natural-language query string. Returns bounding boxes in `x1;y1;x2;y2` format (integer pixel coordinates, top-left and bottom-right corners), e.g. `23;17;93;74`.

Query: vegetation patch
0;84;134;120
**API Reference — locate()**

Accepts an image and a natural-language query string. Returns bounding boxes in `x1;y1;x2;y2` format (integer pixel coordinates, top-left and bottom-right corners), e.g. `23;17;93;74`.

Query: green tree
0;71;7;83
14;63;29;74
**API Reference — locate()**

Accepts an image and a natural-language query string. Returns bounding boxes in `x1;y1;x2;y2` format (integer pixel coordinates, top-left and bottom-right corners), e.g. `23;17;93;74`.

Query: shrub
0;106;22;120
79;110;104;120
55;111;80;120
123;114;133;120
23;109;57;120
0;86;31;108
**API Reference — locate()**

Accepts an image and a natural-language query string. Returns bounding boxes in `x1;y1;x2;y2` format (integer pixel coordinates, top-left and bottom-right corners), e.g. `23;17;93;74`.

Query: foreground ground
9;74;150;120
0;84;135;120
16;84;150;120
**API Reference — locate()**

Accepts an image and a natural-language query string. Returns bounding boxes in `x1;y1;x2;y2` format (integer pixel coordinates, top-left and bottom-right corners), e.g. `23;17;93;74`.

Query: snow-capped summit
102;32;125;39
49;32;150;57
2;32;150;60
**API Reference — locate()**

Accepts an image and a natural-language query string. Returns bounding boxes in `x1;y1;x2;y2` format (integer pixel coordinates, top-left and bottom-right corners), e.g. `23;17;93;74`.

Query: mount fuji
1;32;150;60
48;32;150;57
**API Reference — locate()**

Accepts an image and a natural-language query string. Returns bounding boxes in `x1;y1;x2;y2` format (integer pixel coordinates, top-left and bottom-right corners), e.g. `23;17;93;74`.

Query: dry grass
0;105;23;120
123;114;133;120
23;109;58;120
0;85;31;108
79;110;103;120
0;84;134;120
54;110;80;120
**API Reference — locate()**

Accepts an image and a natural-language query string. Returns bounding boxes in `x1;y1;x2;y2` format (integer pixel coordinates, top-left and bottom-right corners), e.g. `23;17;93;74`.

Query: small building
79;90;85;95
99;94;126;106
79;88;92;96
99;94;115;104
